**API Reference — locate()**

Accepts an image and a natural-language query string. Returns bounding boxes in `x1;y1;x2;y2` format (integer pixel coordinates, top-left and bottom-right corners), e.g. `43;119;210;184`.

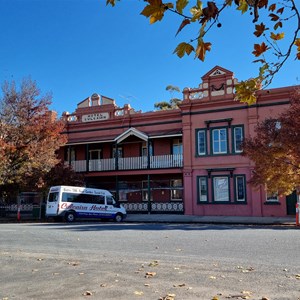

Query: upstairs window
233;126;243;153
212;128;227;154
197;130;207;156
113;146;123;158
173;138;183;155
89;149;101;160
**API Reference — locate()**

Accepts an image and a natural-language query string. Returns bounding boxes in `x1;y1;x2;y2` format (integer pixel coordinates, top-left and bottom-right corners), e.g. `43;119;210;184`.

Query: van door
105;195;118;218
46;191;60;216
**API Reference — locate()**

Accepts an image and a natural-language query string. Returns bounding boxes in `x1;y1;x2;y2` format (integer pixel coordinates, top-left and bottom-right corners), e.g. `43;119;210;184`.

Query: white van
46;186;126;222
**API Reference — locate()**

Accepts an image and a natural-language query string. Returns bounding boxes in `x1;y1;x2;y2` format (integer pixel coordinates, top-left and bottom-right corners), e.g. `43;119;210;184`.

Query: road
0;222;299;300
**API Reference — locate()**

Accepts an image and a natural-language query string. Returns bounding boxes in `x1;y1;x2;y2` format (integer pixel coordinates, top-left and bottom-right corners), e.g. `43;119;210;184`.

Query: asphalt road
0;222;299;300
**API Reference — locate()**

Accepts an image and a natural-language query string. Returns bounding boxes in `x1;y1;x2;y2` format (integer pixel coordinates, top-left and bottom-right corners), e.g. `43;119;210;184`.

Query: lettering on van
61;203;108;211
61;203;88;210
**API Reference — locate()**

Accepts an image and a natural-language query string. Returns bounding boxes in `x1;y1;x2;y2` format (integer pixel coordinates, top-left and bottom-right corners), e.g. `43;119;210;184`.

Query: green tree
242;89;300;195
154;85;182;110
0;78;67;200
106;0;300;104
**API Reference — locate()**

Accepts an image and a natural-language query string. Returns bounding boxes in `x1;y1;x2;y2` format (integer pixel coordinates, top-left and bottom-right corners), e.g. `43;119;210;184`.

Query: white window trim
198;177;208;202
213;176;230;202
197;130;206;156
235;175;246;202
234;127;243;153
266;191;279;202
212;128;227;154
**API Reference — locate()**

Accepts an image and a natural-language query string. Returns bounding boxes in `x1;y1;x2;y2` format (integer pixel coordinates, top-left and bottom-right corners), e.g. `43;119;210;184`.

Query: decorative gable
183;66;238;102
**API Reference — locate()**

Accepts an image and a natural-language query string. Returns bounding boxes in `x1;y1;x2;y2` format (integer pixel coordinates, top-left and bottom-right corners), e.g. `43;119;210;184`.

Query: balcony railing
68;154;183;172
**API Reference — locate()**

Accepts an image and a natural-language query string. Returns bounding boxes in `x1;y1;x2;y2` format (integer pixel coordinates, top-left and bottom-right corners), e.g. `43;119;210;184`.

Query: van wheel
65;212;76;223
114;213;123;222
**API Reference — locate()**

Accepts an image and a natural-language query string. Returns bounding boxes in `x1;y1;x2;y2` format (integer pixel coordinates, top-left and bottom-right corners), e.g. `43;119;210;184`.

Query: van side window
62;192;105;204
96;195;105;204
106;196;115;205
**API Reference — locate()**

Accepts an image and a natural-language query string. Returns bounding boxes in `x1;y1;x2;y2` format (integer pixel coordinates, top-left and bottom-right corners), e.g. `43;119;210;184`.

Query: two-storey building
61;66;298;217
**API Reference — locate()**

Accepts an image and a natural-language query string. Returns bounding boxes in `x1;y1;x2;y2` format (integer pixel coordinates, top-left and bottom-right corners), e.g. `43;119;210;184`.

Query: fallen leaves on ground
159;293;176;300
145;271;156;278
148;260;159;267
83;291;93;296
134;291;144;296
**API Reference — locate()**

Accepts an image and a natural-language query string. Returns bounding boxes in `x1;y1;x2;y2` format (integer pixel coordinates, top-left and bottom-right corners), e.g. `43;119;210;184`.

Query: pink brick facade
61;66;298;217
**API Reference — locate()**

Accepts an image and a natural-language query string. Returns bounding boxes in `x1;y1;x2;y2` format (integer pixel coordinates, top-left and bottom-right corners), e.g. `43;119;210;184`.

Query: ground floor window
213;176;230;202
197;176;208;202
170;179;183;201
266;190;279;202
234;175;246;202
197;173;247;204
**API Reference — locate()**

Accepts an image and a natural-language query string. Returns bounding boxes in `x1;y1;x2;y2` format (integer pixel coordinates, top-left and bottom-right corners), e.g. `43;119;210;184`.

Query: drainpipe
147;174;151;214
86;144;89;172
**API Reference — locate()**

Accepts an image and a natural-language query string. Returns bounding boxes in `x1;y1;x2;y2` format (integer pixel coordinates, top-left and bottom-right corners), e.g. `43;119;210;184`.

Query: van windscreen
48;192;59;203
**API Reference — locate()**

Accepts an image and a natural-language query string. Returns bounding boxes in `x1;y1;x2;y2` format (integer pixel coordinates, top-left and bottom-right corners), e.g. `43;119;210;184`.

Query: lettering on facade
82;112;109;122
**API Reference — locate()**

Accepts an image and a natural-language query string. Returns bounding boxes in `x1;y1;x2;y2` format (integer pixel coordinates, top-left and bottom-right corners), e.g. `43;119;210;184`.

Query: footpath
125;214;297;226
0;214;297;226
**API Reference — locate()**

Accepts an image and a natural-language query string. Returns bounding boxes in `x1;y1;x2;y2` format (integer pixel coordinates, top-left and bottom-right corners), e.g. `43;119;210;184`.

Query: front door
286;191;297;215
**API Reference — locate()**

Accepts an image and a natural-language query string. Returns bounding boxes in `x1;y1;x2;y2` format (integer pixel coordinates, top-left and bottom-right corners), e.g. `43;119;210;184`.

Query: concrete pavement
125;213;297;226
0;213;297;226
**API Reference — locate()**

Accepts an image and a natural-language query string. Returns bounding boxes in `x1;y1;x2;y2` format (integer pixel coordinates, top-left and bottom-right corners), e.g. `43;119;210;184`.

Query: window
213;176;229;202
212;128;227;154
62;192;105;204
173;139;183;155
197;130;206;156
233;126;243;153
266;191;279;202
113;146;123;158
198;176;208;202
142;181;153;201
89;149;101;160
234;175;246;202
142;142;153;157
171;179;183;201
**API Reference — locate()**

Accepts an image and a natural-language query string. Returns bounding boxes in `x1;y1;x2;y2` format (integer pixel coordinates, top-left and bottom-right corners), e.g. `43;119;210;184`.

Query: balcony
68;154;183;172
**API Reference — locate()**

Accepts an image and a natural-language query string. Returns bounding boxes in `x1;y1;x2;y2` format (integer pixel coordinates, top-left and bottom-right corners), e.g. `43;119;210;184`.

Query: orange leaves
175;19;190;36
270;32;284;41
195;39;212;61
295;38;300;60
176;0;189;14
237;0;248;14
106;0;117;6
235;78;262;105
173;42;194;58
174;39;211;61
140;0;174;24
252;42;270;57
254;23;268;37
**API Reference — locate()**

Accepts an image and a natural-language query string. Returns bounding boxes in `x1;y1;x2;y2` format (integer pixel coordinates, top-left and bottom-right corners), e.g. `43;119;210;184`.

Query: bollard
296;203;299;226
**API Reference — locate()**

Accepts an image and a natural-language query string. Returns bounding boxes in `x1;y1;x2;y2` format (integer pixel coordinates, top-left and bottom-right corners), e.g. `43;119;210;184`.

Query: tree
242;89;300;195
0;78;67;199
43;162;85;190
106;0;300;104
154;85;182;110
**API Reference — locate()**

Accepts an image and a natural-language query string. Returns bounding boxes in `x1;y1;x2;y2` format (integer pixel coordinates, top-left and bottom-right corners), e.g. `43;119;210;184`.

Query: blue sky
0;0;299;115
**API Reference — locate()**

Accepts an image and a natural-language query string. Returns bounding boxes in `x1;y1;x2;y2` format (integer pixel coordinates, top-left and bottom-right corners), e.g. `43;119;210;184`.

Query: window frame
197;176;208;203
232;125;244;154
170;179;183;201
234;174;246;203
196;129;207;156
211;127;228;155
266;190;279;202
212;175;230;202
